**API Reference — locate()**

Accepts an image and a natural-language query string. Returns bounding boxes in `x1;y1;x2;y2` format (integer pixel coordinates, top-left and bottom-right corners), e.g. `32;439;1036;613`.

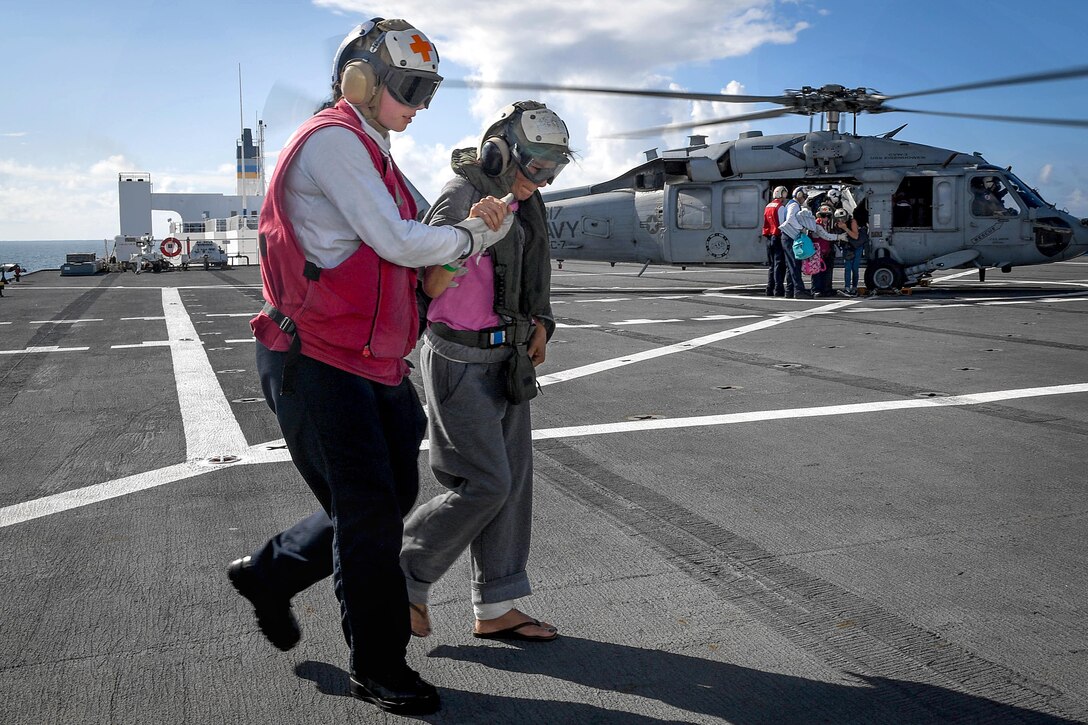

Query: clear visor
513;143;570;184
383;68;443;108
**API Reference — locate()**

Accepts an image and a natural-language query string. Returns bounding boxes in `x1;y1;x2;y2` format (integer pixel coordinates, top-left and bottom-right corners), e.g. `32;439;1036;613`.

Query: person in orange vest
762;185;789;296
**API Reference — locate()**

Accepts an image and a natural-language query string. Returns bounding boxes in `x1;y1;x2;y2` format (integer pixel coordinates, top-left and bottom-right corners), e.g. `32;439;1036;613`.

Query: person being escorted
227;18;513;716
810;204;837;297
401;101;571;644
762;186;789;296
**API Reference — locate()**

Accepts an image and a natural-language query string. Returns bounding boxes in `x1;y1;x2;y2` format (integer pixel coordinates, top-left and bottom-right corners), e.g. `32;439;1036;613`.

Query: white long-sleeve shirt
779;200;839;242
281;108;470;270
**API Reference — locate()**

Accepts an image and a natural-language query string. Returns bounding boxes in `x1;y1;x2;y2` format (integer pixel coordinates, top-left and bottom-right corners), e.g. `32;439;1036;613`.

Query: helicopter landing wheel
864;259;905;292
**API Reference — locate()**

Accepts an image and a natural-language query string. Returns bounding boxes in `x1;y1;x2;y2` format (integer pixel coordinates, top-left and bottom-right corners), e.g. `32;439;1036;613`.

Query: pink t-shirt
427;254;502;331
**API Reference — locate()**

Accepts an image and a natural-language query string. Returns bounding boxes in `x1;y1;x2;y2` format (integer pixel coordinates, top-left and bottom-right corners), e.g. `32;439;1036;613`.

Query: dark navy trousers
250;342;427;679
765;234;786;295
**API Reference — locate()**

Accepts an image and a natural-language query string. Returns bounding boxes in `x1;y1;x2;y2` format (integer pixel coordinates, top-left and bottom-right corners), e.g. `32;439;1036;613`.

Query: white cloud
318;0;808;200
3;1;811;238
1038;163;1053;184
0;156;235;240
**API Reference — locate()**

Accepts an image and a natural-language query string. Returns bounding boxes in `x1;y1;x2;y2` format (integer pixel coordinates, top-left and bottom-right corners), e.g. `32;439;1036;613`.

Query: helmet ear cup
341;60;377;105
479;136;510;177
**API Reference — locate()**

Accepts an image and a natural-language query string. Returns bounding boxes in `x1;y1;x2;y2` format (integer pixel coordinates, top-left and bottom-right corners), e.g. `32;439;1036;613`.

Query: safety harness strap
261;302;303;394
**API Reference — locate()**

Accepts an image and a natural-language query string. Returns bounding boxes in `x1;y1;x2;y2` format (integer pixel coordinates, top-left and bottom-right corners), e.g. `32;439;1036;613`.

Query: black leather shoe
227;556;300;651
350;671;440;715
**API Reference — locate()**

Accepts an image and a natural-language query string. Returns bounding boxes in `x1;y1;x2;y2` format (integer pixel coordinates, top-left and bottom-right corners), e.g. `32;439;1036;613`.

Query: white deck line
6;381;1085;529
537;300;856;387
0;346;89;355
161;288;248;461
531;383;1088;441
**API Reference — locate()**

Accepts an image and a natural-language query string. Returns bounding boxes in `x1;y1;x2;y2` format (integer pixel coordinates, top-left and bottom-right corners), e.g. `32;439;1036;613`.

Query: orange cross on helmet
409;34;433;62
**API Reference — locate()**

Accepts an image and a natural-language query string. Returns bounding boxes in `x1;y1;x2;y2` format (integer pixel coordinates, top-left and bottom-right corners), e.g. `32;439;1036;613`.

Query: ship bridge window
676;187;712;229
721;184;760;228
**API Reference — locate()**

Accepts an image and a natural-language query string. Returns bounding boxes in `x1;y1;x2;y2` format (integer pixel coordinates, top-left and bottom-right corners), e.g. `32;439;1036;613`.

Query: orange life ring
160;237;182;257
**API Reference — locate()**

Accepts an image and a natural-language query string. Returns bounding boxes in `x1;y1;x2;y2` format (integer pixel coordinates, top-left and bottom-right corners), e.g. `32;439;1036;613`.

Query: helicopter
450;67;1088;291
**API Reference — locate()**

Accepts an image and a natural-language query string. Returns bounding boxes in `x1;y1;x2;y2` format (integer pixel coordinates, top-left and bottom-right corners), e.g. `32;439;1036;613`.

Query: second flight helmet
479;101;572;185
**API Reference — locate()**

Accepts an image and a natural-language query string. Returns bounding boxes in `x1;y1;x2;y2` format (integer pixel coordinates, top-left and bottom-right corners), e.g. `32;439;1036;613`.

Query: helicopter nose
1071;218;1088;259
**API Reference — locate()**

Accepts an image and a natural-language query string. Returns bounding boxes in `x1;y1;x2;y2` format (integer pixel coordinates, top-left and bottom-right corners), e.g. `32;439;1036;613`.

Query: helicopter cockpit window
970;176;1020;217
676;187;712;230
1001;171;1045;210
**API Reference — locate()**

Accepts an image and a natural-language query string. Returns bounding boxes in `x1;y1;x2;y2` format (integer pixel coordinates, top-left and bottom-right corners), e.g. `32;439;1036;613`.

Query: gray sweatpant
400;329;535;608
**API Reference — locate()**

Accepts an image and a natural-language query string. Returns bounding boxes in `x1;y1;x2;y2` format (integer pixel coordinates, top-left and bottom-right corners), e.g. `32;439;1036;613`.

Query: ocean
0;240;111;274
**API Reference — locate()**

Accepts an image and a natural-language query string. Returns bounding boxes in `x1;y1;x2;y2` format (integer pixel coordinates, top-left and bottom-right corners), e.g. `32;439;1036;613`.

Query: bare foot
409;602;431;638
474;608;557;640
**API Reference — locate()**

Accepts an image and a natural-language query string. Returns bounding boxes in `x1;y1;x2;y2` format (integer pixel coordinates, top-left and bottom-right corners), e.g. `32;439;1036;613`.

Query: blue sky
1;0;1085;240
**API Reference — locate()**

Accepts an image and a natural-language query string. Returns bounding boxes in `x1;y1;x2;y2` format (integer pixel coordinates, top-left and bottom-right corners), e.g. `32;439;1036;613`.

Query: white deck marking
531;383;1088;441
0;346;89;355
224;338;255;343
111;341;172;349
206;313;256;317
538;300;856;387
162;288;248;460
28;318;102;325
555;323;600;329
0;461;222;529
930;270;981;283
613;318;684;326
692;314;760;321
3;379;1085;528
121;316;166;321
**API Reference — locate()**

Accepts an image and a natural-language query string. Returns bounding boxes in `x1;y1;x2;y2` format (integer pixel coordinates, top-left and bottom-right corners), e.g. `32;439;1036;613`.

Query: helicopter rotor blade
444;78;789;106
601;107;793;139
882;65;1088;102
882;106;1088;129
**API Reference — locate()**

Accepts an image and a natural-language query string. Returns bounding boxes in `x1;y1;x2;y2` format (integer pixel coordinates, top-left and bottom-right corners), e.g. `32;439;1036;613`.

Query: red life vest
763;199;783;237
251;99;419;386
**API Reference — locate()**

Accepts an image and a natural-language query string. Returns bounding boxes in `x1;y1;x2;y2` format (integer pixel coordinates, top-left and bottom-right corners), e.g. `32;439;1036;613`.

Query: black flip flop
473;619;558;642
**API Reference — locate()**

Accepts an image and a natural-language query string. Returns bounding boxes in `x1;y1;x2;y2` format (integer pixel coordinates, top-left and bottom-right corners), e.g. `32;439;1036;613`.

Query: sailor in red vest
763;185;789;296
226;18;512;716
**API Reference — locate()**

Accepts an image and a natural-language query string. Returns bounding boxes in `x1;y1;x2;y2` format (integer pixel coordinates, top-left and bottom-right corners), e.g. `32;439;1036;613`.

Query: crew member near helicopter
763;186;789;296
779;187;811;297
780;187;844;298
971;176;1014;217
400;101;570;645
225;18;513;717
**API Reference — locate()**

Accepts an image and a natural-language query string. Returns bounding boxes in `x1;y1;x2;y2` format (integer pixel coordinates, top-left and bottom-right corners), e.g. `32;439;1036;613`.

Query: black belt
429;321;511;349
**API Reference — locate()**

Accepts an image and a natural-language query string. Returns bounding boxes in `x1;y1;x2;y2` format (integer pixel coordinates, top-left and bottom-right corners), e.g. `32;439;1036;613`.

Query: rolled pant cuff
404;576;431;605
472;571;531;605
